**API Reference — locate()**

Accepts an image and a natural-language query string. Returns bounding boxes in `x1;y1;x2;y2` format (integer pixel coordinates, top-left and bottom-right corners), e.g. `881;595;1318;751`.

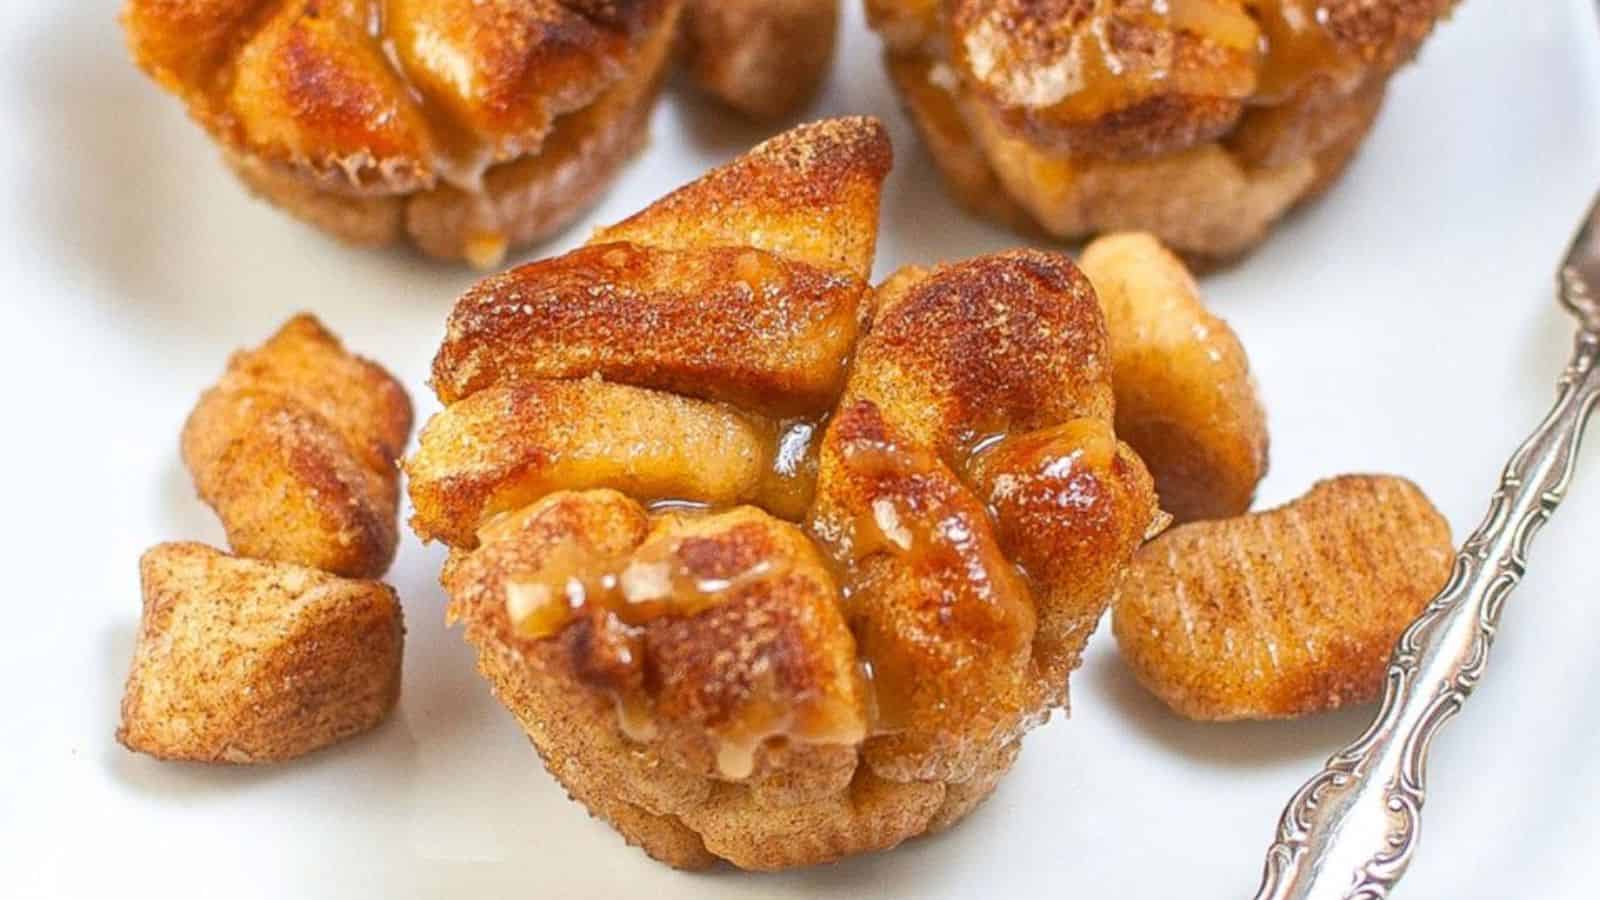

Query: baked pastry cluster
405;117;1164;868
869;0;1459;263
119;315;413;763
122;0;840;267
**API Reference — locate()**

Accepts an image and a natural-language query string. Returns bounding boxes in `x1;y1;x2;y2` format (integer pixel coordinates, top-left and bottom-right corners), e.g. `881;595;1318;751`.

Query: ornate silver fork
1251;190;1600;900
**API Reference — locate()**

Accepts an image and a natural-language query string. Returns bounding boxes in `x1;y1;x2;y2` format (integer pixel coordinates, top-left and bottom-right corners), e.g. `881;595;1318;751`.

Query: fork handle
1253;326;1600;900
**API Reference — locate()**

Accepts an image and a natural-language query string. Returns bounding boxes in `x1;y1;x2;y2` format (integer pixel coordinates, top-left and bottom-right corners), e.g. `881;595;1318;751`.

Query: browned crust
944;0;1452;158
591;116;893;279
122;0;281;98
118;542;404;763
443;493;868;774
181;314;412;578
381;0;673;163
1079;232;1269;523
843;249;1113;459
807;251;1155;782
970;423;1159;690
1112;475;1454;720
810;400;1041;783
458;578;1012;870
404;6;676;264
430;242;868;414
679;0;839;120
1311;0;1462;74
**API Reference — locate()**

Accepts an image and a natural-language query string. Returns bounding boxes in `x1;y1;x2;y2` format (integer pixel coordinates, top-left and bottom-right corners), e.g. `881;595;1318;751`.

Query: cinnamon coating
1112;475;1453;720
871;0;1457;263
407;118;1161;868
431;241;868;414
591;117;892;279
182;314;413;579
118;542;405;763
1079;232;1268;523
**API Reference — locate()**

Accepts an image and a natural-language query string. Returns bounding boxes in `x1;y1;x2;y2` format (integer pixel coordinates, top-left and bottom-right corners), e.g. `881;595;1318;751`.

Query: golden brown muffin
406;118;1161;868
1112;475;1454;720
182;314;413;579
119;542;405;763
1079;232;1268;523
678;0;839;119
123;0;682;267
872;0;1458;263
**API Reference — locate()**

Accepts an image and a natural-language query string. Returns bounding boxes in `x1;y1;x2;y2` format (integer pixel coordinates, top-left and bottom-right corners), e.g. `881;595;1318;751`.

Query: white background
3;1;1598;897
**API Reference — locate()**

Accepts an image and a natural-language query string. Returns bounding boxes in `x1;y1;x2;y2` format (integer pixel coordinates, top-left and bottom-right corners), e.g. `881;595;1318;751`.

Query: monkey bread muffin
404;118;1164;868
122;0;683;268
868;0;1459;264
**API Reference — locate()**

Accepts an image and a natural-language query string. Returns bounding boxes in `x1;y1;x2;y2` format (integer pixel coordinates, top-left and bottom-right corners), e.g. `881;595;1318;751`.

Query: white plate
4;2;1598;897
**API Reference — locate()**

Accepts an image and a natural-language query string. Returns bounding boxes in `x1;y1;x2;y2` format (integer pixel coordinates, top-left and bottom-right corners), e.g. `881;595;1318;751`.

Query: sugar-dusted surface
4;0;1600;897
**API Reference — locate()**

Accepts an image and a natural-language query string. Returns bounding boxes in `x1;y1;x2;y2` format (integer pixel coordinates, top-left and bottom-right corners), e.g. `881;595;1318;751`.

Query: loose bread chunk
1113;475;1453;720
119;542;404;763
182;314;412;579
1080;232;1268;523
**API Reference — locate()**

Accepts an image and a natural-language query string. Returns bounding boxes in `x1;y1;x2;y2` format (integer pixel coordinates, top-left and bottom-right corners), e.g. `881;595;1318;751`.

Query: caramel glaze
482;408;1105;758
810;405;1158;738
1249;0;1363;104
416;134;1159;779
471;495;869;780
812;407;1039;735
